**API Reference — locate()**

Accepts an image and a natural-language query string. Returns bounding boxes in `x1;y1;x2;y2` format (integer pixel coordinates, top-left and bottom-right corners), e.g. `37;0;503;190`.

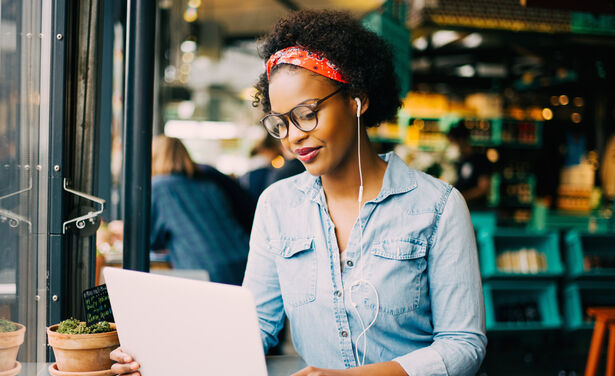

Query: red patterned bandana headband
266;46;349;84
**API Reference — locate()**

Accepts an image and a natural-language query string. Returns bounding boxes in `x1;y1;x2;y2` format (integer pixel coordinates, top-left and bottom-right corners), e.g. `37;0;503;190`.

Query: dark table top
15;356;306;376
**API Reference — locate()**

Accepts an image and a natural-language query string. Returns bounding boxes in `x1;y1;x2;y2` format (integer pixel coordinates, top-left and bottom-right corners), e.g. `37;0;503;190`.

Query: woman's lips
295;147;321;163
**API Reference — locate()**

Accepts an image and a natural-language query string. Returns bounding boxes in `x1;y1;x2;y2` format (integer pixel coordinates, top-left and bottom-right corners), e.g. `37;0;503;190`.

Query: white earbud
354;97;361;118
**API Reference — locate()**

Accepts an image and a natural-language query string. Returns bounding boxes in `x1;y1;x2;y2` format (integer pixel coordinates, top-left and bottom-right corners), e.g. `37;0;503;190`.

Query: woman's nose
286;121;309;144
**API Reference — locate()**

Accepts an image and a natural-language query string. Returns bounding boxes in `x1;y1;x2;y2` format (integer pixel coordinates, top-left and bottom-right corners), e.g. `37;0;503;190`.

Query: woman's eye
298;111;316;120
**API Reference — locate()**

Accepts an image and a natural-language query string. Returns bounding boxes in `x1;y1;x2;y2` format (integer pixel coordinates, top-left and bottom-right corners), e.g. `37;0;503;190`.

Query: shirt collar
293;151;418;204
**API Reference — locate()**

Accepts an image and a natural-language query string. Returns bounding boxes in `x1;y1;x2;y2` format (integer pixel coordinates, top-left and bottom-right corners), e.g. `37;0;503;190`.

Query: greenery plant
56;318;113;334
0;318;17;333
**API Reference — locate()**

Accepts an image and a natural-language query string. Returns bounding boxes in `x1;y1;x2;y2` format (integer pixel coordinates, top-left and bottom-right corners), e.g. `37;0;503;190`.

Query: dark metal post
96;0;114;223
122;0;156;271
48;0;68;345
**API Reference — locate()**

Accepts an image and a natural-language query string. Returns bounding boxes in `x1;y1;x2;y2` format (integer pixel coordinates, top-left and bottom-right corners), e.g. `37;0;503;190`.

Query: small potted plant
47;318;119;375
0;318;25;376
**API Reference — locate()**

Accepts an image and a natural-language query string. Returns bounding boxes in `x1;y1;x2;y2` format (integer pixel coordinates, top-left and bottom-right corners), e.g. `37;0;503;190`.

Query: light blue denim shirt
243;152;487;375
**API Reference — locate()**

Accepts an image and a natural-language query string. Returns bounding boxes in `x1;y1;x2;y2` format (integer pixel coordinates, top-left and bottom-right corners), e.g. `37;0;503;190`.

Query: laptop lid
103;268;267;376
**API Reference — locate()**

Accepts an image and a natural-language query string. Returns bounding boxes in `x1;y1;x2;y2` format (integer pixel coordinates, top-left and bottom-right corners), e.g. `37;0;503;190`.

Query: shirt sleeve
242;193;286;353
394;188;487;376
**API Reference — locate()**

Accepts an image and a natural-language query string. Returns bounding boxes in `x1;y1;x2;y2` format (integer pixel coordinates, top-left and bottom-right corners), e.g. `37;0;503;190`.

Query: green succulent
89;321;112;333
56;318;113;334
0;318;17;333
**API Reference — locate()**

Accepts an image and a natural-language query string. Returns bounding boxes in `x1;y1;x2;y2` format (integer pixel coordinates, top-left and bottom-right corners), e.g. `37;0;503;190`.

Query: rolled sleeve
394;347;447;376
395;188;487;376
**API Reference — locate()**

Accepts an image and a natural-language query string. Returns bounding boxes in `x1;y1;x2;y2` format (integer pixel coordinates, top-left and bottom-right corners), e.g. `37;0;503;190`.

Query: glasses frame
260;87;344;139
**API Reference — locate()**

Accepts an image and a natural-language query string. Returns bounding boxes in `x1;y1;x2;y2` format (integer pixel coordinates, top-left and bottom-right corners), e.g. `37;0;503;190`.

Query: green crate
563;281;615;330
468;118;502;147
483;280;561;331
571;12;615;36
497;175;536;208
488;174;537;210
470;211;497;233
362;12;410;96
477;229;563;278
544;211;609;231
565;231;615;278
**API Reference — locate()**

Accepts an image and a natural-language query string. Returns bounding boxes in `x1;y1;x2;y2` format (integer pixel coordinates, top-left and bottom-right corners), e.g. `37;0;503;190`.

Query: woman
149;135;250;285
112;10;486;376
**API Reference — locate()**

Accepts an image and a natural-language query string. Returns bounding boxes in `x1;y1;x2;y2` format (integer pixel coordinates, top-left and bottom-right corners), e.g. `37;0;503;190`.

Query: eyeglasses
260;87;343;139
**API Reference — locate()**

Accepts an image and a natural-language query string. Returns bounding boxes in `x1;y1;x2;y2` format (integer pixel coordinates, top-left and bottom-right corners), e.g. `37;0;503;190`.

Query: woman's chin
302;162;326;177
304;166;323;177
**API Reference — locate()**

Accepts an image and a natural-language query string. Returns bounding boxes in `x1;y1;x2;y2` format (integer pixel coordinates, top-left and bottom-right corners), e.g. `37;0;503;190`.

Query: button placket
319;188;358;367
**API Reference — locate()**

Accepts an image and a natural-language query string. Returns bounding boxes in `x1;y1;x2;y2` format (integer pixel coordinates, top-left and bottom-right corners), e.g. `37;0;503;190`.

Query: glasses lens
262;115;287;139
290;106;317;132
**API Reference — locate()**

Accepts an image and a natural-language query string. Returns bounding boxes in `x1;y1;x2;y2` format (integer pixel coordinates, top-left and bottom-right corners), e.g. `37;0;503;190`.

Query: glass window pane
0;0;50;363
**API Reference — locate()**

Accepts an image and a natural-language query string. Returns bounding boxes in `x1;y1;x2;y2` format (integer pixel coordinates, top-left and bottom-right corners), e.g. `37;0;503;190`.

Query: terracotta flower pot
47;323;119;372
0;323;25;372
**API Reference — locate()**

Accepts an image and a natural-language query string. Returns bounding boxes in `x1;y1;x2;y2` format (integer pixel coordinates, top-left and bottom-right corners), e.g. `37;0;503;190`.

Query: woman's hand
291;366;351;376
110;347;141;376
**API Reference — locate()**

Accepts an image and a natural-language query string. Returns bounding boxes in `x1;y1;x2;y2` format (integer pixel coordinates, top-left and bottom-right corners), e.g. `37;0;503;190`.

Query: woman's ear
359;96;369;116
350;95;369;117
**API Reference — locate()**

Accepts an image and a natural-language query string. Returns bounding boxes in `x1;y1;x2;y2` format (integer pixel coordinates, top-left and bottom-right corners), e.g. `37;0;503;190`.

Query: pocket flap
278;237;314;258
372;238;426;260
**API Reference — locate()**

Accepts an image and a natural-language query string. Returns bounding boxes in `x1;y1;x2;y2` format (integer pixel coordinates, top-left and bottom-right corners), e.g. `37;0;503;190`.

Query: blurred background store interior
109;1;615;374
2;0;615;374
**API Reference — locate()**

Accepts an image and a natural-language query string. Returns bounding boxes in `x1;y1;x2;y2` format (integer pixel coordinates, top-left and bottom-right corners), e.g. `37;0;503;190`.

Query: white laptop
103;268;268;376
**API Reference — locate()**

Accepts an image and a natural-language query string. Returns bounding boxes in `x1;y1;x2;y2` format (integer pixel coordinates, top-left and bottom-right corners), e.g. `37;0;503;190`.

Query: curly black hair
253;9;401;128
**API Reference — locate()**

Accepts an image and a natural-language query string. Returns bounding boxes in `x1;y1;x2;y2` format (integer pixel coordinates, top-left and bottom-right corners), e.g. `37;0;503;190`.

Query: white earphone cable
356;98;364;205
350;97;379;367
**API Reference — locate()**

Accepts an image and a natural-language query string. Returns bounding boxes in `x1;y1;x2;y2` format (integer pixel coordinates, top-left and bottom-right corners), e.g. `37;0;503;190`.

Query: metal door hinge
62;178;105;234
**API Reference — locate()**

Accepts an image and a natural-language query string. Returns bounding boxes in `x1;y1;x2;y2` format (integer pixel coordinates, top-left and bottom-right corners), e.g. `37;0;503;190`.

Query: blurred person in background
195;161;256;234
267;147;305;185
240;134;285;199
447;121;493;209
240;134;305;200
149;135;250;285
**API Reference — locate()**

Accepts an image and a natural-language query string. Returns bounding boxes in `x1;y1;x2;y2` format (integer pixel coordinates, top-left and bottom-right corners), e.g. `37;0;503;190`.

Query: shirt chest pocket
272;237;317;308
368;239;427;315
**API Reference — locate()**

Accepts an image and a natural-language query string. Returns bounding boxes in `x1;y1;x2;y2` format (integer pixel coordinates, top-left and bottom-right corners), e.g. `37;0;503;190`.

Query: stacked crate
477;228;564;331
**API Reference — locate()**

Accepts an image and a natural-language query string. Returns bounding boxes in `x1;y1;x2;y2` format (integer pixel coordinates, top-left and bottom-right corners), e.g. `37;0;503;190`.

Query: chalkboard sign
82;284;115;326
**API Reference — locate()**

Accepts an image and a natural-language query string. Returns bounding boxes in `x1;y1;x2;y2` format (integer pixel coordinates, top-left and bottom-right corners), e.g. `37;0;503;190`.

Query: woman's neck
321;135;387;205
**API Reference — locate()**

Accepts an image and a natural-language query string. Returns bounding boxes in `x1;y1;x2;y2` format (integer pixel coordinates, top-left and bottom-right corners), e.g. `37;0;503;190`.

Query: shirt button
341;330;348;338
334;290;342;297
346;260;354;267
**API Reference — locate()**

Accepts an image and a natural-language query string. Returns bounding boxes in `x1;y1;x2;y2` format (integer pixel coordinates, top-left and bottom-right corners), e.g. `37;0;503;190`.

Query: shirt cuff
393;347;448;376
